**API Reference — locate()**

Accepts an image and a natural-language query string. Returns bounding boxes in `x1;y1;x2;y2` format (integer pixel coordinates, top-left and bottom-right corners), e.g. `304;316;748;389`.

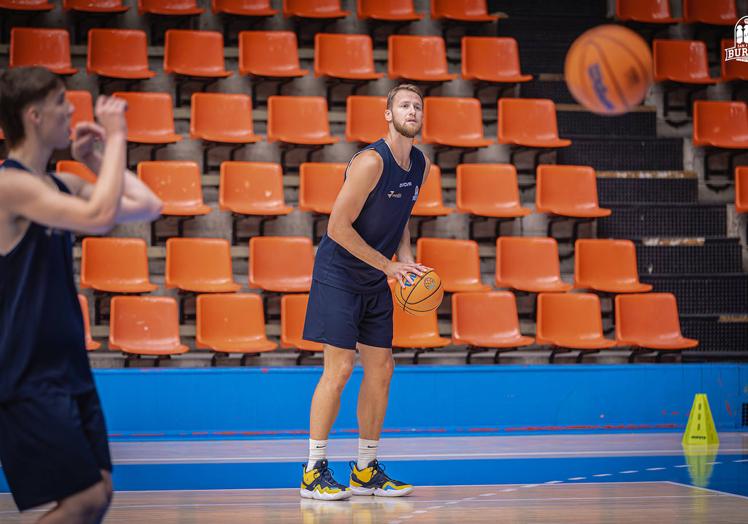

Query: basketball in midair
564;25;653;115
393;270;444;316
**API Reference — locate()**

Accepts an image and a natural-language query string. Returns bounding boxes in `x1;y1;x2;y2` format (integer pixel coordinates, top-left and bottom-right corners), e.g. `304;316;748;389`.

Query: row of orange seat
0;0;499;23
6;88;743;163
60;160;609;222
78;290;697;364
655;39;748;84
8;28;529;87
617;0;739;25
79;236;651;298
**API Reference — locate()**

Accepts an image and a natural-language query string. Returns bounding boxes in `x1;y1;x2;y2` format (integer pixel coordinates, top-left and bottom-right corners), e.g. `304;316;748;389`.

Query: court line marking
645;468;666;471
109;448;748;464
665;481;748;502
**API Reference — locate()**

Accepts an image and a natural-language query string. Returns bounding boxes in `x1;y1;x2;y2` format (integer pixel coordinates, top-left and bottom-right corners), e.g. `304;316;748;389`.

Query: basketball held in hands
393;270;444;316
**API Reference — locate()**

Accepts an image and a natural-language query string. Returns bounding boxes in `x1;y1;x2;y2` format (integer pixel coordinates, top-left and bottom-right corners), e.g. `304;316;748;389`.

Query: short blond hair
386;84;423;110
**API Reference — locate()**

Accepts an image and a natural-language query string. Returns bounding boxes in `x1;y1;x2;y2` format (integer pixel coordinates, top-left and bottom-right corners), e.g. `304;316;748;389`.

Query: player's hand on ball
94;95;128;137
385;261;431;288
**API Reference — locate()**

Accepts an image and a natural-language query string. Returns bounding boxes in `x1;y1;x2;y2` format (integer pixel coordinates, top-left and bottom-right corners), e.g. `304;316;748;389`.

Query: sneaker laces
316;460;347;489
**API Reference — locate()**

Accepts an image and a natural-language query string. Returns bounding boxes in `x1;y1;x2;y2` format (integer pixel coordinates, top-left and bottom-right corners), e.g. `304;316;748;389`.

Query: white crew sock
357;439;379;470
307;439;328;472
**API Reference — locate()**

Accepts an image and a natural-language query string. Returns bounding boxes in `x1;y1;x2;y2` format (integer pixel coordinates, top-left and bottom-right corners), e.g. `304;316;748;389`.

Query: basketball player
0;67;162;522
300;84;430;500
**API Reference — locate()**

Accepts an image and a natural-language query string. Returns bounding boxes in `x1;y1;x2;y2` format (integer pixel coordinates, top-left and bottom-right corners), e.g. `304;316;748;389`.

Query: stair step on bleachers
557;106;657;138
520;79;577;104
597;204;727;238
489;0;608;19
641;275;748;315
597;174;698;204
636;239;744;276
681;316;748;358
558;138;683;171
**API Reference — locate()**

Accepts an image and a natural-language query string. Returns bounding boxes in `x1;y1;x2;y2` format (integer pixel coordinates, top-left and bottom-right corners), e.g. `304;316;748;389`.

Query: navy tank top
313;139;426;293
0;159;94;403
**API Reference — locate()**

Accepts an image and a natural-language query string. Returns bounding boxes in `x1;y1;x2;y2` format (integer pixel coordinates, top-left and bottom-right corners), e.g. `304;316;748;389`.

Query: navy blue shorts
0;388;112;511
303;280;393;350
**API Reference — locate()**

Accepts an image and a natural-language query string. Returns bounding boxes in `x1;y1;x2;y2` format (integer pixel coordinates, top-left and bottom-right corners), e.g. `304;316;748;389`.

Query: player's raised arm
0;96;128;235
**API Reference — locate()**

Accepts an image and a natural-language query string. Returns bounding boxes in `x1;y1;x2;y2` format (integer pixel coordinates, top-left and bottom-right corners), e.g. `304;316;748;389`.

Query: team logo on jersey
387;191;402;199
412;185;419;202
423;276;436;290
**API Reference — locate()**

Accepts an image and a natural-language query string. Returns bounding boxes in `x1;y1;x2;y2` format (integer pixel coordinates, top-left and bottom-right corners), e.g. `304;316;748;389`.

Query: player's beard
393;117;420;139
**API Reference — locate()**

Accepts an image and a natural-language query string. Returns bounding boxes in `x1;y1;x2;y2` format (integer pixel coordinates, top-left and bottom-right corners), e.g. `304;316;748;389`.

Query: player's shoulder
0;167;39;193
349;149;384;176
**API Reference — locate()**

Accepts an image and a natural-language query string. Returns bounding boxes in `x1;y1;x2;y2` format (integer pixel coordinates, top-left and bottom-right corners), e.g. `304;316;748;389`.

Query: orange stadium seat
693;101;748;148
461;37;532;85
298;162;345;215
412;164;453;217
615;0;681;23
737;166;748;213
139;0;204;15
536;165;610;219
78;294;101;351
283;0;349;18
314;33;383;81
196;293;277;363
219;161;293;243
431;0;498;22
422;97;493;149
190;93;260;143
392;291;450;361
57;160;97;184
165;238;241;292
281;294;325;360
87;29;156;80
267;96;339;145
495;237;571;293
388;35;458;83
693;101;748;182
9;28;78;75
298;162;346;242
722;40;748;82
456;163;531;239
64;0;128;12
112;92;182;144
536;293;616;362
67;90;95;131
212;0;276;16
164;30;231;79
137;160;212;216
0;0;54;11
345;96;388;143
356;0;422;21
683;0;737;25
574;239;653;293
536;164;611;242
249;236;314;292
109;296;189;363
451;291;533;363
654;39;718;84
238;31;308;79
615;293;697;361
416;238;490;292
80;237;158;293
498;98;571;148
219;162;292;216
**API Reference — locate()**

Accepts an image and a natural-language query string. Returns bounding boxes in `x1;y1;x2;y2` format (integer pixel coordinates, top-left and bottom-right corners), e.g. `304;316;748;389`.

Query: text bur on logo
724;16;748;63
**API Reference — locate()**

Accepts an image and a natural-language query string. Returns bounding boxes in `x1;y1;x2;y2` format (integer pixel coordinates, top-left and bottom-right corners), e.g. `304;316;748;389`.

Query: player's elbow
84;204;118;233
146;196;164;221
326;216;349;243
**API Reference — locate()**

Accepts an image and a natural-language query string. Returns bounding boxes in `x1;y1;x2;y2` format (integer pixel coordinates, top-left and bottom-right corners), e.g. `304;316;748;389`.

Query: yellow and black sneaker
300;459;352;501
349;460;414;497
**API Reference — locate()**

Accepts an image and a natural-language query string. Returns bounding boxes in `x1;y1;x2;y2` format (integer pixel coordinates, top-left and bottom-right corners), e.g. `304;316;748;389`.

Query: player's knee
324;361;354;391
